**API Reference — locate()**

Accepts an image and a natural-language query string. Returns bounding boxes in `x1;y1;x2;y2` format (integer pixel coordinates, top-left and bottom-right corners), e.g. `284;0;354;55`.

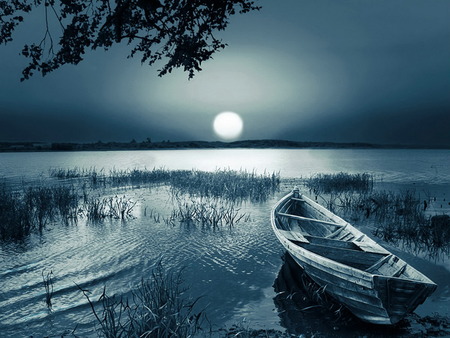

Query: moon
213;112;244;140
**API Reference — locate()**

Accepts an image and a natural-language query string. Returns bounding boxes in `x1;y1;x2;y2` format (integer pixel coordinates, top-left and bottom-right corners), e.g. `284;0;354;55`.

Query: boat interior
275;197;411;277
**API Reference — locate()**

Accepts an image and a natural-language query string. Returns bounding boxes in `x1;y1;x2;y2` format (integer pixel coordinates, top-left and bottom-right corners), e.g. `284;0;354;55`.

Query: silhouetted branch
0;0;261;80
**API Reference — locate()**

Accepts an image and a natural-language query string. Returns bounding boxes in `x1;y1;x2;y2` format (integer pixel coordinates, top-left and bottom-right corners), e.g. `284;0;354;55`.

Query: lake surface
0;148;449;337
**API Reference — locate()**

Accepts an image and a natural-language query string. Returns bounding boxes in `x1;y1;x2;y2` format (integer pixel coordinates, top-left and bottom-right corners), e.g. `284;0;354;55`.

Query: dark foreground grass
78;261;205;338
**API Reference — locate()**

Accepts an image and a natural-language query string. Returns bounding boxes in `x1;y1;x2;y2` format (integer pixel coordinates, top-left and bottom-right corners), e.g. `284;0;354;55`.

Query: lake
0;148;449;337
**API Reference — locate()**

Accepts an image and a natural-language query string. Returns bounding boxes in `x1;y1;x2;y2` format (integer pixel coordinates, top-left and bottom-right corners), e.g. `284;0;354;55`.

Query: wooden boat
271;188;437;325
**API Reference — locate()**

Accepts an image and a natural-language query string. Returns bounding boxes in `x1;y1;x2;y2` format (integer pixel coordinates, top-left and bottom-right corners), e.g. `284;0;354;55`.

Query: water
0;149;449;337
1;148;450;185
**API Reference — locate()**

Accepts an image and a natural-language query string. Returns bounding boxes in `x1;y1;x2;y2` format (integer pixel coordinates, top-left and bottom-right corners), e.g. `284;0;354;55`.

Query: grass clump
0;185;80;240
169;169;280;203
50;167;280;203
85;196;137;221
42;270;54;310
305;172;373;195
166;197;249;229
78;261;205;337
0;183;137;240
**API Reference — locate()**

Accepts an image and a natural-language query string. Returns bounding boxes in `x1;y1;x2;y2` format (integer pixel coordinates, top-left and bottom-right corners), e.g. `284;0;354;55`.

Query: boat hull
271;190;437;325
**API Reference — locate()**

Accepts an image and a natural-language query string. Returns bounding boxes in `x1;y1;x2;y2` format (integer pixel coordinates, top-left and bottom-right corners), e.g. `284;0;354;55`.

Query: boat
271;188;437;325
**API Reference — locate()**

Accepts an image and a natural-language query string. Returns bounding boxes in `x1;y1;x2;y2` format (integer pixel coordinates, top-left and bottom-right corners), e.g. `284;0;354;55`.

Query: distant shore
1;139;449;152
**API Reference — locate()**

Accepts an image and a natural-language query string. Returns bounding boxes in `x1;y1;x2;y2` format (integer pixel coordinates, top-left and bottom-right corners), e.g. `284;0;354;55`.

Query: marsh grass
0;183;137;239
50;167;280;202
0;185;80;240
78;261;205;337
305;172;373;195
169;169;280;203
85;196;137;221
42;270;54;310
166;196;249;229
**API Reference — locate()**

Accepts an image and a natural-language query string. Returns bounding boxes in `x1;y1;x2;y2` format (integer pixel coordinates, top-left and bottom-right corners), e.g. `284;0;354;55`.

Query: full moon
213;112;244;140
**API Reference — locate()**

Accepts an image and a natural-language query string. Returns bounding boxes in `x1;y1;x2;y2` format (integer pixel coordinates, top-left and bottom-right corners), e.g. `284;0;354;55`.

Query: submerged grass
42;270;54;311
0;184;80;240
0;184;136;240
166;196;250;229
78;261;205;338
2;168;277;240
85;196;137;221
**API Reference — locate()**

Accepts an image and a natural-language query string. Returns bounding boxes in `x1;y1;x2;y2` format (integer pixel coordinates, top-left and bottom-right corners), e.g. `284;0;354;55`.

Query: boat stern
373;275;437;324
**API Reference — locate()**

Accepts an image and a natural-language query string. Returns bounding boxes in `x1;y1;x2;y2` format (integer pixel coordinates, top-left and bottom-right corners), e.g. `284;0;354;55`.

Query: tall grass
78;261;205;337
85;196;137;221
42;270;54;310
0;185;32;239
305;172;373;195
0;184;136;240
169;169;280;203
167;197;249;229
50;167;280;202
0;185;79;240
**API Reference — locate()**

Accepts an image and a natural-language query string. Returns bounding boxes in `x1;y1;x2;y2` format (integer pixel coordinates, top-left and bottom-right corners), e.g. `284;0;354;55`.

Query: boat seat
365;254;393;273
297;242;387;270
336;232;355;241
278;229;309;243
304;235;361;251
326;225;347;239
277;212;342;227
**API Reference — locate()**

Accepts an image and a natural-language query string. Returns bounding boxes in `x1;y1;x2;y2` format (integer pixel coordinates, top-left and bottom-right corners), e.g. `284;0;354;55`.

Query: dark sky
1;0;449;145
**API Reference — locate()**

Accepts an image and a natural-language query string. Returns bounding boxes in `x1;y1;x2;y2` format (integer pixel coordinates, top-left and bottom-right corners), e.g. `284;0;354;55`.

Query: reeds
42;270;54;310
169;169;280;203
305;172;373;195
85;196;137;221
78;261;205;337
166;197;249;229
50;167;280;202
0;184;137;240
49;167;101;179
0;185;79;240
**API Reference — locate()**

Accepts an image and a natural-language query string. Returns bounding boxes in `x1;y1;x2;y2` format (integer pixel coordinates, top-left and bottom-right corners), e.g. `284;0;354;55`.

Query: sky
1;0;449;146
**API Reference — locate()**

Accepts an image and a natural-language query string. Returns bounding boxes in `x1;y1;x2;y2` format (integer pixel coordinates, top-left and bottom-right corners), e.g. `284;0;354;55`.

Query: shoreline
1;139;449;153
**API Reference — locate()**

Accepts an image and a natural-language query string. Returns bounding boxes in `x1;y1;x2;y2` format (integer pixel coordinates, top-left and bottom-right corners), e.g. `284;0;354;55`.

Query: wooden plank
300;258;374;291
392;264;407;278
277;229;309;243
365;254;392;273
353;241;390;254
298;242;386;270
304;235;361;250
326;224;347;239
291;197;305;202
289;246;374;287
306;269;382;306
277;212;342;227
338;232;355;241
